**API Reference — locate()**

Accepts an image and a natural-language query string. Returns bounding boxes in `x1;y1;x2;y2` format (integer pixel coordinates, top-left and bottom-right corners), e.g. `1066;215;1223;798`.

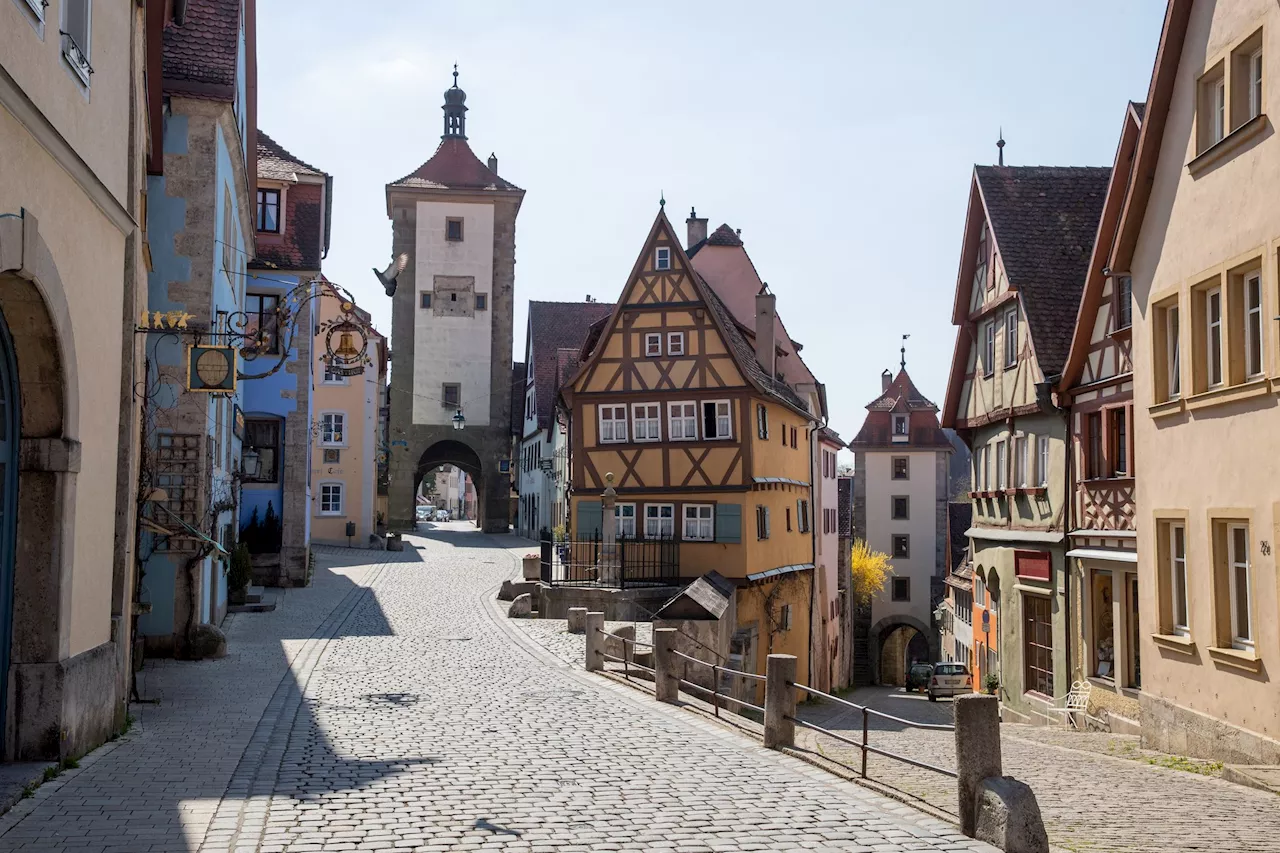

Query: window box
1187;112;1267;177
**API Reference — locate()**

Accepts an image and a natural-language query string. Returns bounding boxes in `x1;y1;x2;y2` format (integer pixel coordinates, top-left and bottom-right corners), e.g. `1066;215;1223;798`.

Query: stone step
1222;765;1280;795
244;585;266;604
229;590;277;614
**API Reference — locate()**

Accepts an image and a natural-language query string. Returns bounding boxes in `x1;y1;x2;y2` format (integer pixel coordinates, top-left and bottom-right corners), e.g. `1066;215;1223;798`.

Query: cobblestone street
0;527;994;852
794;687;1280;853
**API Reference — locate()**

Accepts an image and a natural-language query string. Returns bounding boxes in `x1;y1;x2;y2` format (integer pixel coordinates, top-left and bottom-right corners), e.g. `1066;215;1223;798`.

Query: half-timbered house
941;163;1110;718
563;208;819;685
1058;102;1144;730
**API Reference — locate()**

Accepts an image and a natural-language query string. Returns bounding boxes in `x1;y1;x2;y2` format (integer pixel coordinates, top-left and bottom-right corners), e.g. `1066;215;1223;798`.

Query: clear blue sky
258;1;1166;459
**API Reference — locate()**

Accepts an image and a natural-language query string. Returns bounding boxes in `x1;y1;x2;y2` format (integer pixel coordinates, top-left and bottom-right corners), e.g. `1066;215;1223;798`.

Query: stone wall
1141;691;1280;766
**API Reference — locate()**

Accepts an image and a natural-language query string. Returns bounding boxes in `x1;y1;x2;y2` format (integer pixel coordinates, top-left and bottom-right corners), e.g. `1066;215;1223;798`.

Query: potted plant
522;552;541;580
228;542;253;605
984;673;1000;695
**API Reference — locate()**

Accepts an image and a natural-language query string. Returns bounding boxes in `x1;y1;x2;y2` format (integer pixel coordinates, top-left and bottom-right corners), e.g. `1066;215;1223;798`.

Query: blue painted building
138;0;257;656
239;134;332;585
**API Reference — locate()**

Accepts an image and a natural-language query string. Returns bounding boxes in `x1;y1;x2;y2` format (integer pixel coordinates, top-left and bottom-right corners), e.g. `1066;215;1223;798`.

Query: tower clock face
196;349;230;388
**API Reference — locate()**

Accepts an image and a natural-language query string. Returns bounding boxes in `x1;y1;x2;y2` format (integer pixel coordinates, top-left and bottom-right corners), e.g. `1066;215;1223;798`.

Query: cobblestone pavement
795;686;1280;853
0;526;995;852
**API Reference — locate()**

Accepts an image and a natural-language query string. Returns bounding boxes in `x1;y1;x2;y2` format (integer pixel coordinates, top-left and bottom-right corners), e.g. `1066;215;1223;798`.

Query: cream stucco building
1113;0;1280;763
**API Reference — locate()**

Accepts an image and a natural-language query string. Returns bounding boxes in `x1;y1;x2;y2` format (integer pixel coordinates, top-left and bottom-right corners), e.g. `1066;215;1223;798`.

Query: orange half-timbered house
563;208;819;685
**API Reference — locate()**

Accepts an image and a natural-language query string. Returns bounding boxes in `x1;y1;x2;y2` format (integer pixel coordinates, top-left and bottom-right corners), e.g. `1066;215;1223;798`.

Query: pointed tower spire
442;64;468;140
900;334;910;371
997;127;1005;166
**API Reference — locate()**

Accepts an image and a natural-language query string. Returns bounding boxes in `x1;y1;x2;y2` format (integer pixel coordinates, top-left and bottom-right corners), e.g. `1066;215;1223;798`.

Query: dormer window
655;247;671;270
892;414;909;443
256;189;281;233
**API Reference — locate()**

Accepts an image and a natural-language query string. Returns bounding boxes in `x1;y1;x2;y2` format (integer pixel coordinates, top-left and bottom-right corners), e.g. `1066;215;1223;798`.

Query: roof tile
527;302;614;432
391;138;522;192
162;0;240;91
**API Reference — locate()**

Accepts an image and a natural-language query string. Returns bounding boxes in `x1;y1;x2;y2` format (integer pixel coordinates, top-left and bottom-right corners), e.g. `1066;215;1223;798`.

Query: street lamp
241;448;261;479
452;408;465;430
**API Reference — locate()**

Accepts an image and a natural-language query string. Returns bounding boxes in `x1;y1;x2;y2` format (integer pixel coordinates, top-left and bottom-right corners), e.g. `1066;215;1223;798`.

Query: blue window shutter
715;504;741;544
577;501;603;538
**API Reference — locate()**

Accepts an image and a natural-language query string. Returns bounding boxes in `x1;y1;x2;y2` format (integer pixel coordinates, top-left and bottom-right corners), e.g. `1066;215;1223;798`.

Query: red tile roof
391;138;522;192
257;132;324;181
162;0;241;92
849;368;952;449
526;302;614;433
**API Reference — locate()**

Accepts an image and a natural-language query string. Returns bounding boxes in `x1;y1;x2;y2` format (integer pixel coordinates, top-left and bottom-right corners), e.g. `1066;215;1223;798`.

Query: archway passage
410;440;486;532
869;615;933;688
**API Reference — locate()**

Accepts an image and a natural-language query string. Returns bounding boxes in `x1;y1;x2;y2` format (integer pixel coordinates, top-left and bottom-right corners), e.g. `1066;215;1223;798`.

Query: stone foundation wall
8;640;121;761
1140;691;1280;765
538;585;682;622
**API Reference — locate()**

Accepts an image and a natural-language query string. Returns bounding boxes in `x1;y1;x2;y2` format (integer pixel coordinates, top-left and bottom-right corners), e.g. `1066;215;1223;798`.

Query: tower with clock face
384;70;524;533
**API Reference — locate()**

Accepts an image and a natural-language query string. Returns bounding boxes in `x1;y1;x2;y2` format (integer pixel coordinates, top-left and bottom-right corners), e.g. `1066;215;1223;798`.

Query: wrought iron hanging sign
319;302;372;378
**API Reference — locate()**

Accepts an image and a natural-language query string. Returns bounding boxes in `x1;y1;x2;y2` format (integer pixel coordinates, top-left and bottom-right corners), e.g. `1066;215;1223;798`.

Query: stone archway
869;614;932;687
410;439;486;528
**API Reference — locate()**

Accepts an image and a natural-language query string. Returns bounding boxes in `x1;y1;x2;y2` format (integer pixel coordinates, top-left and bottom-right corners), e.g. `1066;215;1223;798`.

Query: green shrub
228;542;253;595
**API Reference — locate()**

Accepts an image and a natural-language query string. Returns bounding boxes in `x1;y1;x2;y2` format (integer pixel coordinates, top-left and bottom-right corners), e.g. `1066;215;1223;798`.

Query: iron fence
539;529;679;588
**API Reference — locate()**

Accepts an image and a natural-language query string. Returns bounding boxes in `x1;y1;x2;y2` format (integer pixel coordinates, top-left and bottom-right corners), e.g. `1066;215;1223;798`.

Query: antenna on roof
997;127;1005;166
901;334;910;371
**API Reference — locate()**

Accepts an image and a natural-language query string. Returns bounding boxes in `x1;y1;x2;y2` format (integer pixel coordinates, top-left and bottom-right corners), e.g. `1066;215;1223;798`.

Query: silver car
928;662;973;701
434;509;450;522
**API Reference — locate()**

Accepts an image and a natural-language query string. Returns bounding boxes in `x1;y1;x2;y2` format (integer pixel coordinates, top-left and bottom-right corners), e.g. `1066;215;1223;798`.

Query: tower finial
900;334;910;371
659;191;665;209
442;64;468;140
997;127;1005;166
453;63;459;86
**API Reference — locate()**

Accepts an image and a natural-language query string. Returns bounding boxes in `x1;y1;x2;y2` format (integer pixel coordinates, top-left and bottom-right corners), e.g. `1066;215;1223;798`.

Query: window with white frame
655;247;671;270
667;332;685;356
323;364;348;384
702;400;731;439
1248;47;1264;121
320;412;345;446
632;403;661;442
644;504;675;539
1228;523;1253;650
61;0;92;85
1005;308;1019;368
1245;271;1264;378
19;0;44;23
319;483;344;515
1014;435;1028;487
983;321;995;375
892;414;908;441
599;404;627;443
796;499;810;533
669;401;698;440
1167;304;1182;398
1207;286;1224;388
1037;436;1049;487
1169;522;1189;636
995;441;1007;490
615;503;636;538
1117;276;1133;329
756;505;770;539
683;504;713;541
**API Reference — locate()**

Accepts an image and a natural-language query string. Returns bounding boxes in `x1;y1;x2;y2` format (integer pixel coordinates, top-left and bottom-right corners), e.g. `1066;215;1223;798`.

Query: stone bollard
763;654;796;749
954;694;1003;837
975;776;1049;853
584;611;605;672
567;607;587;634
653;628;678;703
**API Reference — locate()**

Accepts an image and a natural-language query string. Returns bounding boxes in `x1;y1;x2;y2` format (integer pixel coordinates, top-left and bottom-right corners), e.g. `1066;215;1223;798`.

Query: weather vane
901;334;910;371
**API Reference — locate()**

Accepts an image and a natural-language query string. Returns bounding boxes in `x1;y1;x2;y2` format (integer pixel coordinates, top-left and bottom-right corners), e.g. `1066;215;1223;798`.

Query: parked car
906;663;934;693
416;506;430;521
434;509;450;522
928;662;973;701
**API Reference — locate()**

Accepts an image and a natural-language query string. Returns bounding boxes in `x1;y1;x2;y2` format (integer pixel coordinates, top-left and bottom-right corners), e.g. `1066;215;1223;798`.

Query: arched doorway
870;615;932;687
412;440;485;529
0;304;19;746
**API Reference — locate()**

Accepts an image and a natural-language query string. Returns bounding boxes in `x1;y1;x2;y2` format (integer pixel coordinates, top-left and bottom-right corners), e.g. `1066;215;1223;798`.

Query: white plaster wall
412;200;494;426
865;450;941;630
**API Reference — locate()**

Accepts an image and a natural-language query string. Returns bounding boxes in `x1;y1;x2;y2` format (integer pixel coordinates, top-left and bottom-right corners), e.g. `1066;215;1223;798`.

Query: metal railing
540;529;680;588
669;649;765;718
785;681;957;779
595;628;655;682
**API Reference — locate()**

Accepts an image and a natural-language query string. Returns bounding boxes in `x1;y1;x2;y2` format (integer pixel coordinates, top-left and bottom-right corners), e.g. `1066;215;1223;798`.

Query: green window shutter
716;504;741;544
577;501;603;538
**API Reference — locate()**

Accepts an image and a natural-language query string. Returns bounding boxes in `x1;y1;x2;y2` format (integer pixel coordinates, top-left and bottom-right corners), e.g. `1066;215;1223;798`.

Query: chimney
487;152;498;174
755;285;777;379
686;207;708;250
881;370;892;392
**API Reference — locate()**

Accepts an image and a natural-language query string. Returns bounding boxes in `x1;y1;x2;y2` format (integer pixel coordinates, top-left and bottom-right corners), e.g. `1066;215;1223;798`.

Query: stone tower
385;69;524;532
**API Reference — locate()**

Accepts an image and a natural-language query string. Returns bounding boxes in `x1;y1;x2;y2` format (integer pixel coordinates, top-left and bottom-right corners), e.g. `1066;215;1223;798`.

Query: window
1023;594;1054;697
1244;272;1264;378
1207;286;1224;388
655;247;671;270
256;188;281;232
420;292;432;309
1164;521;1189;637
667;332;684;356
892;457;909;480
756;404;769;439
1248;48;1264;121
669;402;698;440
319;483;343;515
1199;65;1226;151
779;604;793;632
892;496;908;520
644;504;675;539
599;404;627;443
221;187;235;273
892;414;908;442
1227;523;1253;650
1014;435;1028;487
446;217;464;241
524;392;533;420
475;293;488;311
892;535;910;559
1086;412;1104;479
983;321;995;376
1117;276;1133;330
1035;438;1047;487
975;446;987;490
892;577;911;601
442;383;461;408
796;499;810;534
632;403;661;442
320;413;344;446
702;400;731;439
785;507;792;532
755;505;771;539
974;222;989;291
995;441;1007;490
683;504;714;541
615;503;636;538
245;293;281;354
19;0;44;23
1005;308;1019;368
322;365;347;384
1159;302;1181;400
243;419;280;483
1109;408;1128;476
645;333;662;357
790;426;797;448
61;0;92;85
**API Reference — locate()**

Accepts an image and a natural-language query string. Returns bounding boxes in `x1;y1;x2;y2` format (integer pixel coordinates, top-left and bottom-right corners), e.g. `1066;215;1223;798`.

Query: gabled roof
850;368;952;450
1060;101;1145;390
817;426;844;447
864;368;939;413
390;138;523;192
654;571;736;620
258;132;324;182
526;301;613;433
162;0;241;94
974;165;1111;377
